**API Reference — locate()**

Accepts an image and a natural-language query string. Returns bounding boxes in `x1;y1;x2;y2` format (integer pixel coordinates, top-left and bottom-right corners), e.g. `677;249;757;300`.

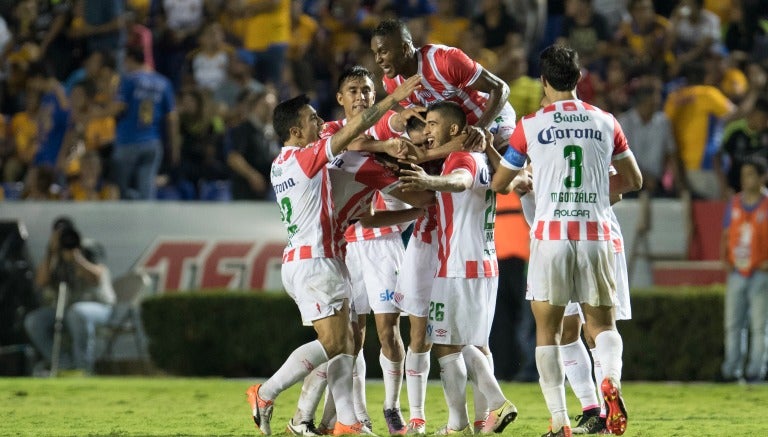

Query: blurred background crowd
0;0;767;202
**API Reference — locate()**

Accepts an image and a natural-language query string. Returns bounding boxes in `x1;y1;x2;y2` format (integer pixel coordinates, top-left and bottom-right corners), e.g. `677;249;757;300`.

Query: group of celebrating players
246;17;643;437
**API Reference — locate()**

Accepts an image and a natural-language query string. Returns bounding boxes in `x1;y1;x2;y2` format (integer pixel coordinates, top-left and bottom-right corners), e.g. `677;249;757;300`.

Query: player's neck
402;54;418;77
548;91;579;103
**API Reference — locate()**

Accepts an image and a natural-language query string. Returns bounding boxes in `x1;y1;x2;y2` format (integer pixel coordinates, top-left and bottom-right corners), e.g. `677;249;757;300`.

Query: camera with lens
58;225;81;250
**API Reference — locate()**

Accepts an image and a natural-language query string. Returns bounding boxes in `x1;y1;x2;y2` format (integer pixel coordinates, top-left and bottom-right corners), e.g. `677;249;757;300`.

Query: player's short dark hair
427;101;466;131
539;45;581;92
372;18;413;45
337;65;375;91
742;156;768;177
273;94;311;143
405;116;426;135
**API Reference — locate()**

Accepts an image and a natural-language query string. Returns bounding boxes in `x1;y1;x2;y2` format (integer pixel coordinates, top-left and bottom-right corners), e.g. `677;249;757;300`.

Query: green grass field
1;377;766;436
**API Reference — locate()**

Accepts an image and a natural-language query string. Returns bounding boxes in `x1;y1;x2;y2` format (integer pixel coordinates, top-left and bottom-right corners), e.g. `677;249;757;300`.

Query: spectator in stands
109;46;179;200
27;63;70;174
4;90;45;183
71;0;127;68
150;0;205;90
664;62;735;199
717;97;768;195
592;0;628;34
721;156;768;383
214;54;264;123
22;164;61;200
669;0;722;74
619;84;684;197
63;149;120;200
498;45;542;121
226;89;279;201
24;217;115;375
556;0;611;72
188;21;233;94
615;0;672;76
427;0;469;48
286;0;320;100
472;0;519;53
725;0;767;55
177;88;228;197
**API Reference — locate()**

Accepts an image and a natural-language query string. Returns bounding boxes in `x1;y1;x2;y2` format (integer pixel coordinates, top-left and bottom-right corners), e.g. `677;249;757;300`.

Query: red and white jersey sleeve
328;151;401;252
271;138;338;262
344;192;410;243
412;204;438;244
320;111;401;141
507;100;632;241
382;45;488;126
435;152;498;278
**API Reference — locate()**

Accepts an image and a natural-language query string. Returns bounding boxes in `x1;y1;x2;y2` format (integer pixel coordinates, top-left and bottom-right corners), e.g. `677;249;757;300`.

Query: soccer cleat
246;384;274;435
287;419;321;436
317;422;335;435
571;410;606;435
433;424;473;435
360;417;374;431
332;421;377;436
405;418;426;435
473;420;489;435
481;400;518;434
601;378;628;436
383;408;407;435
541;425;572;437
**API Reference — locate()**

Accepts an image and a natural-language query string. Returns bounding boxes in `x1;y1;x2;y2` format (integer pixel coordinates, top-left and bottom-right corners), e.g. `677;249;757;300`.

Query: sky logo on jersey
537;126;604;145
380;289;395;301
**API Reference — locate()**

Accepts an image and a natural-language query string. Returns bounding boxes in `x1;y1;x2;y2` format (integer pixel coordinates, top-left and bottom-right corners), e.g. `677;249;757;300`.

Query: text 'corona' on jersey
273;178;296;194
537;126;604;145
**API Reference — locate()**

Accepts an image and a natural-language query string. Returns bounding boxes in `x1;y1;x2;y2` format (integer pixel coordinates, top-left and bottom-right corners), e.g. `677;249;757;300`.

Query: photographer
24;217;115;375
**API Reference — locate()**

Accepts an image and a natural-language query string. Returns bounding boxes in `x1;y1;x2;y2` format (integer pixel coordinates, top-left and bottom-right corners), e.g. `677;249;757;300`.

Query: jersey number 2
563;145;583;188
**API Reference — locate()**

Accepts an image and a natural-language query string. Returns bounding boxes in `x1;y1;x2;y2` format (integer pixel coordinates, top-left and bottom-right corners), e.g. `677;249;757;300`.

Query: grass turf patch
0;377;766;436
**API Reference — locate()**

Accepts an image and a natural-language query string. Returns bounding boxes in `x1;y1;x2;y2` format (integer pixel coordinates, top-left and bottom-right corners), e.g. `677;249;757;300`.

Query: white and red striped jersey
501;99;632;241
344;192;410;242
412;204;438;244
327;151;401;254
383;44;501;126
609;208;624;254
320;110;400;141
271;137;337;262
436;151;498;278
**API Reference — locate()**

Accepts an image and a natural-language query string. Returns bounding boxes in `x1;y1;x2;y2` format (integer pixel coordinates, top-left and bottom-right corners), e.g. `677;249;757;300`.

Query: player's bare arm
470;69;510;129
610;154;643;195
387;185;436;208
401;133;469;164
347;136;413;159
390;106;427;132
356;207;425;228
400;163;472;193
331;75;422;156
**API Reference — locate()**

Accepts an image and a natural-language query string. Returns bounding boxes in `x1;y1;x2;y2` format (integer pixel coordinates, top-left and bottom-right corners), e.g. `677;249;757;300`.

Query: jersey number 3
563;145;583;188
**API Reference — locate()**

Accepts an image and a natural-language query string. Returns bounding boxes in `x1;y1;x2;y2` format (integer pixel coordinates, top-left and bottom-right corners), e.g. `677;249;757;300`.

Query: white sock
405;348;430;421
327;354;357;425
261;340;329;400
353;350;370;422
461;346;505;418
591;347;606;417
536;346;570;431
297;362;328;422
438;352;469;431
561;340;599;410
380;350;404;410
320;386;336;427
594;330;623;386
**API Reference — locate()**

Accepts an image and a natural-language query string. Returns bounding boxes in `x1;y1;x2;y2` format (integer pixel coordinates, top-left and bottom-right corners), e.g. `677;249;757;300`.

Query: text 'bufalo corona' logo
134;239;285;292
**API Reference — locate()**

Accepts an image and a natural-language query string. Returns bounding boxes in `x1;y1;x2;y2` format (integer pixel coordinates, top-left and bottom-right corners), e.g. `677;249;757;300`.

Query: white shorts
563;250;631;321
394;238;438;317
347;234;405;315
281;257;352;326
427;276;498;347
490;103;517;147
527;240;615;308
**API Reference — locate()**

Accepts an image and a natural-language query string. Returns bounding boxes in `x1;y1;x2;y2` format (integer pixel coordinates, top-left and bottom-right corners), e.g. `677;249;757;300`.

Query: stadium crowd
0;0;766;202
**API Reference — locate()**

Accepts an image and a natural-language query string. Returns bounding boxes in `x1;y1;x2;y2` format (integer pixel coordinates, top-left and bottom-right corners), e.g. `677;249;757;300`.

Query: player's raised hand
399;106;427;123
512;170;533;196
390;74;423;102
382;138;413;159
399;163;431;192
397;141;427;164
462;125;487;152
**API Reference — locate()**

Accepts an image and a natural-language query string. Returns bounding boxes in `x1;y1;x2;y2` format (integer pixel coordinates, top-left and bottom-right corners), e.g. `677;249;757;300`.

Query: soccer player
489;45;642;437
399;101;518;436
370;18;515;150
245;74;422;436
287;66;430;436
